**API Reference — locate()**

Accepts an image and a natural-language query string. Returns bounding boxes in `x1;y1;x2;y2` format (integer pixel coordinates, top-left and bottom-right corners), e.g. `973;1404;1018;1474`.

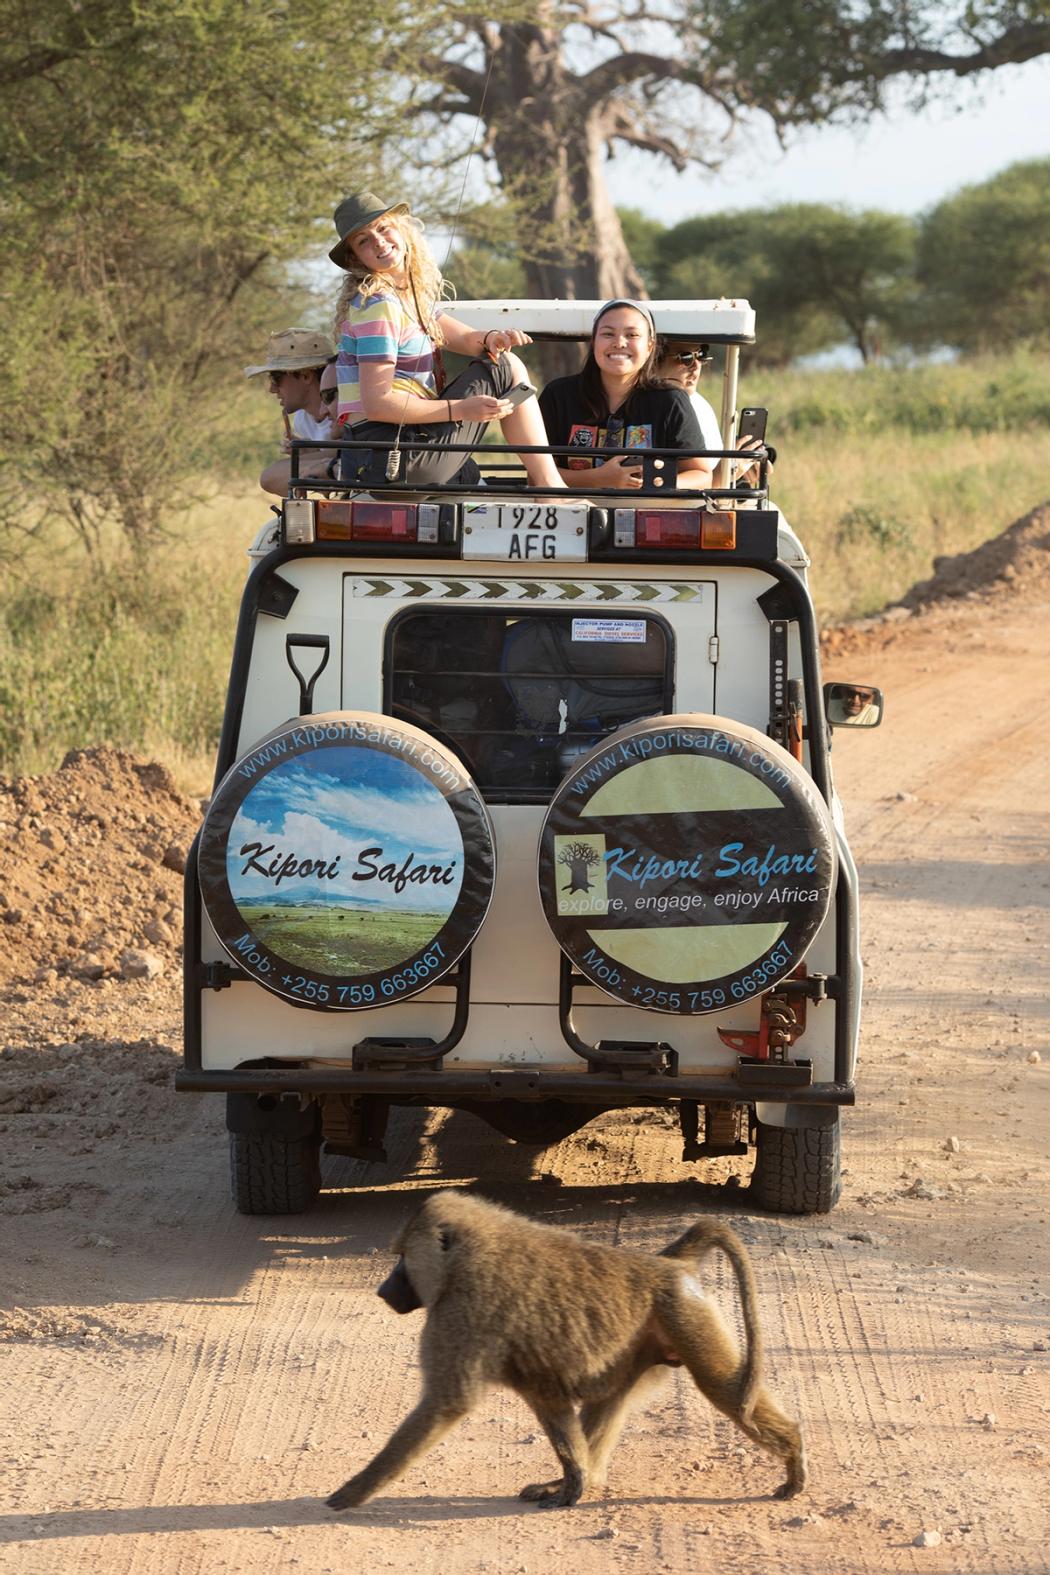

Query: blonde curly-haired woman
330;191;567;492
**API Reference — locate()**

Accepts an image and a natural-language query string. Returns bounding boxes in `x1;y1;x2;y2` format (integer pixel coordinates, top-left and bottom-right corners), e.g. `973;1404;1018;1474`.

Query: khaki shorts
339;355;517;489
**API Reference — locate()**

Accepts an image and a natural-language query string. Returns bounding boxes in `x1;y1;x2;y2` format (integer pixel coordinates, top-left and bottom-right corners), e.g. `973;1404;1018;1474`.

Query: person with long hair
538;301;713;490
330;191;569;492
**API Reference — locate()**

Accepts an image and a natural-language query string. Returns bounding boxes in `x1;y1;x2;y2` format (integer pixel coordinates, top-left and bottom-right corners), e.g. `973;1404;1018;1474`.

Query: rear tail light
613;508;737;551
285;499;444;544
343;501;415;541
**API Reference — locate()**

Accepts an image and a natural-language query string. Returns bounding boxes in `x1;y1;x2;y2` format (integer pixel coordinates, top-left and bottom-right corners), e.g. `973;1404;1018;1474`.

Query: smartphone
503;381;538;408
737;406;768;442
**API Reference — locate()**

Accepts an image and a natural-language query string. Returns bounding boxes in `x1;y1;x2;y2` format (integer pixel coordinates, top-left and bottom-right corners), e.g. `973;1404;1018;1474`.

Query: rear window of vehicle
385;608;673;801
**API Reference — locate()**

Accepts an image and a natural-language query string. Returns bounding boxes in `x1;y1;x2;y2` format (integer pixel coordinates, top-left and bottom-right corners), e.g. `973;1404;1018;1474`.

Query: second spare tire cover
538;714;835;1014
198;712;495;1009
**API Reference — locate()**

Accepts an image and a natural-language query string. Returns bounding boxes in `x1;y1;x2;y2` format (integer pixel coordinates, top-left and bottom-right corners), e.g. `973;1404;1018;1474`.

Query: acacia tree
654;205;917;363
0;0;404;550
402;1;1050;329
916;159;1050;350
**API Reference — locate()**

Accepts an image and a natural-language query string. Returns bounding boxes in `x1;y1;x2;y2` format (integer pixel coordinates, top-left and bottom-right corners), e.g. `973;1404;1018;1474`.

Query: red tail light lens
350;502;417;540
622;509;737;550
314;501;441;543
635;509;702;548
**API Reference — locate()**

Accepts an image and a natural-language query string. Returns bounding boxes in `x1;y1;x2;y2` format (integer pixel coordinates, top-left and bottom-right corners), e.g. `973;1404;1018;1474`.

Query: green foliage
690;1;1050;124
742;345;1050;433
445;202;528;299
401;3;1049;317
741;346;1050;618
916;159;1050;350
0;531;243;776
617;209;669;293
651;208;832;364
0;0;404;550
647;202;917;364
836;504;912;551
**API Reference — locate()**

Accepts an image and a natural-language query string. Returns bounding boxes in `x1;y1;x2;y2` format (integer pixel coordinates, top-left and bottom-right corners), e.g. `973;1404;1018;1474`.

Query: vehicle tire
229;1130;322;1215
749;1114;841;1215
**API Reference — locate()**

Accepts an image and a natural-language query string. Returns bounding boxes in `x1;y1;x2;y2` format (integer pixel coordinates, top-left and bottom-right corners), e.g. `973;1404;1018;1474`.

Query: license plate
462;502;588;562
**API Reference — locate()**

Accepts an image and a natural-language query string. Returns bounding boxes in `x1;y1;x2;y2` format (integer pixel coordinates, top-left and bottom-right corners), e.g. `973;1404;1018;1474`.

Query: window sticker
571;618;647;643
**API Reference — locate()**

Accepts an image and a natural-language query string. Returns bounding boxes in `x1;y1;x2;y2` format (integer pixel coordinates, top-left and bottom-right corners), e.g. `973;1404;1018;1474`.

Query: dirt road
2;544;1049;1573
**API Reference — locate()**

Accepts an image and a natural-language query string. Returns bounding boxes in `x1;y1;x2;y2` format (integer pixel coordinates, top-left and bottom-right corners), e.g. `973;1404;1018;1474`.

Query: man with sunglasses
656;339;771;491
654;341;722;452
244;328;338;497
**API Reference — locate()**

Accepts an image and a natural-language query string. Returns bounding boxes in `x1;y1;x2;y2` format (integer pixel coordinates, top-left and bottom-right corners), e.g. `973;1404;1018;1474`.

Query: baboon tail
661;1221;763;1421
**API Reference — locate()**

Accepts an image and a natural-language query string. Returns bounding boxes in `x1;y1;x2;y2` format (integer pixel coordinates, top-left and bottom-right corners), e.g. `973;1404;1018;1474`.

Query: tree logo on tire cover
538;715;835;1013
198;712;495;1009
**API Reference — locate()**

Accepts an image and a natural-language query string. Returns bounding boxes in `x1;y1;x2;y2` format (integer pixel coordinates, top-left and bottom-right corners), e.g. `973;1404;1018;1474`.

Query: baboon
326;1190;805;1510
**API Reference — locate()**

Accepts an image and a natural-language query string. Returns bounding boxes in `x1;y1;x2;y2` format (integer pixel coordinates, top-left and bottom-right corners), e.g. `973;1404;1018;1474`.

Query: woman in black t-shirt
539;300;714;490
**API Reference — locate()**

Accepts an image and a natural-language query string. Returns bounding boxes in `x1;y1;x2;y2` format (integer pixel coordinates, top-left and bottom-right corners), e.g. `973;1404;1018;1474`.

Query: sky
605;57;1049;223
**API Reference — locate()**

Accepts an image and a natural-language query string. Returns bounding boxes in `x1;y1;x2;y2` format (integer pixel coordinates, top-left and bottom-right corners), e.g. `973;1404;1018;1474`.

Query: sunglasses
673;349;711;367
319;385;338;406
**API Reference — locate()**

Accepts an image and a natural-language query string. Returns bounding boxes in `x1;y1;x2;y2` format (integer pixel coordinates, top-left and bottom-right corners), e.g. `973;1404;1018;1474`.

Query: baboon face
390;1199;457;1308
377;1257;423;1314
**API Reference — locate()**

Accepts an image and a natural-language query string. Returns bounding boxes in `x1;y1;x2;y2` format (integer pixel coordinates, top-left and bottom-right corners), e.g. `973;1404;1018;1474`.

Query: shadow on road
0;1487;772;1543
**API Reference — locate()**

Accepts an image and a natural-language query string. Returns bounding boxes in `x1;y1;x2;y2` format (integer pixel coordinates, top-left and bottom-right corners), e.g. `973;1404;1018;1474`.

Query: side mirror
824;681;884;729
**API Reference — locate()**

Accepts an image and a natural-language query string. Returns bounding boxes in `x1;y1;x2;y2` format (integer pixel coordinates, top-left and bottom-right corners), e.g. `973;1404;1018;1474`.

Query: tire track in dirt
2;587;1049;1573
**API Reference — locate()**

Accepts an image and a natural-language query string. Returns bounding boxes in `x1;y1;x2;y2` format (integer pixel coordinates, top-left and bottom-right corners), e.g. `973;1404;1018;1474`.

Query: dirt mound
896;499;1050;611
822;499;1050;661
0;747;200;989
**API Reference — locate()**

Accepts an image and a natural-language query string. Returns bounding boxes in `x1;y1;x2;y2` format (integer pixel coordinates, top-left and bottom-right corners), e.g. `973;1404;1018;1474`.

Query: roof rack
449;298;756;346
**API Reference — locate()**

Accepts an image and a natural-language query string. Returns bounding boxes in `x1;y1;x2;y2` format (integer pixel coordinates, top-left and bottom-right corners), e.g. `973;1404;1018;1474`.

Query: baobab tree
558;839;603;896
398;0;1050;314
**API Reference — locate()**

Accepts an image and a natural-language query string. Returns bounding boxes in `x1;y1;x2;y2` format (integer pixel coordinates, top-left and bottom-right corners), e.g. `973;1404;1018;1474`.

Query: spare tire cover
538;714;835;1014
198;712;495;1010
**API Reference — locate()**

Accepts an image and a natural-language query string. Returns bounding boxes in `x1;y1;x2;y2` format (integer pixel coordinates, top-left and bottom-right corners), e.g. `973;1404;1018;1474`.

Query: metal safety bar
289;435;771;502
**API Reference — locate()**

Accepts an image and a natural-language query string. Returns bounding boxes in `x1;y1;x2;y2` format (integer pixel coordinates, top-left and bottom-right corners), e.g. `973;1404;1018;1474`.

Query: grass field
2;348;1047;787
238;901;446;974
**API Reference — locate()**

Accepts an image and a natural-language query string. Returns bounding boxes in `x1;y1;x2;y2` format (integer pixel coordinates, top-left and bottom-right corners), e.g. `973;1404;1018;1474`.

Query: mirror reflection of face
841;686;874;716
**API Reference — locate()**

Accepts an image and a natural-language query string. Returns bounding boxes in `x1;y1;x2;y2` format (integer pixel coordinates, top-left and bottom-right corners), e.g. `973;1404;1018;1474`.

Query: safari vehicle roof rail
289;436;772;502
446;299;756;345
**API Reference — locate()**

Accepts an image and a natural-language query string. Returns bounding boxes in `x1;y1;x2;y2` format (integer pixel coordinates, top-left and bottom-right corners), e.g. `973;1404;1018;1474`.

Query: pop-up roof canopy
449;299;756;345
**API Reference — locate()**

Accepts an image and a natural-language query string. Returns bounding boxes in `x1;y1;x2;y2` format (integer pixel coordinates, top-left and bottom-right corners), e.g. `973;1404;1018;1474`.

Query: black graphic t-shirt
539;375;704;471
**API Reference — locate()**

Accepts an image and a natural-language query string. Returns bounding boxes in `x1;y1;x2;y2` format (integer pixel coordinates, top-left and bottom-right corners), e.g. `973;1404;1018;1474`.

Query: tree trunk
484;21;648;380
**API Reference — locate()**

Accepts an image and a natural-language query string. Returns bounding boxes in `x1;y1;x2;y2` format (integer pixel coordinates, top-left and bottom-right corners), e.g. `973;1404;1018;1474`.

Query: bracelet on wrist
446;398;453;424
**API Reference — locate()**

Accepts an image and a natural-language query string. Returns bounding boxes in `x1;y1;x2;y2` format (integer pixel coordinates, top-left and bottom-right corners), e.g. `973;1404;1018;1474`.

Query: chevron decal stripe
351;578;706;602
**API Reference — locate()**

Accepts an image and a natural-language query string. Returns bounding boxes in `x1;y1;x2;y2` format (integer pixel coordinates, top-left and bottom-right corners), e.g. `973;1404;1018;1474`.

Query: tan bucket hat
329;191;411;269
244;328;335;378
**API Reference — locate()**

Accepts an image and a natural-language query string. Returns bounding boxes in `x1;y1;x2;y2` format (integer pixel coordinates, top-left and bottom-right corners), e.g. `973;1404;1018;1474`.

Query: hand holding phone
503;381;538;409
737;406;767;443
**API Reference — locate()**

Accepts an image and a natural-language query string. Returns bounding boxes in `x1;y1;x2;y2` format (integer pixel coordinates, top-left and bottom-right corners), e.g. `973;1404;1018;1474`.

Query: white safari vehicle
180;300;882;1216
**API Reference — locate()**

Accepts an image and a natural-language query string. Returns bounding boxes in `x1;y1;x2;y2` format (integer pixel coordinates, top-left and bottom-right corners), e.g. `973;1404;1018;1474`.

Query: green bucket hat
329;191;411;269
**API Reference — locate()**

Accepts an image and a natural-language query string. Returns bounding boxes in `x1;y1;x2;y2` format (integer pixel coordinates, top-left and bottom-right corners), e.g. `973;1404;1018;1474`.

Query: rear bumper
175;1063;854;1107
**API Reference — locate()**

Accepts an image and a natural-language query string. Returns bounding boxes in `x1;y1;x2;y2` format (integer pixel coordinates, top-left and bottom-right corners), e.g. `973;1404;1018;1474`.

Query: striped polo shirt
336;292;445;422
